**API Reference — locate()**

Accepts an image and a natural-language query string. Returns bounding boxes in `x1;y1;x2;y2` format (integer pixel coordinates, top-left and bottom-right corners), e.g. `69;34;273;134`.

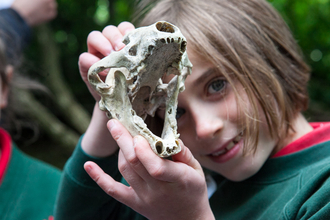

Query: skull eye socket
156;22;175;33
148;45;155;54
180;41;187;52
128;45;137;56
123;36;130;45
155;141;163;154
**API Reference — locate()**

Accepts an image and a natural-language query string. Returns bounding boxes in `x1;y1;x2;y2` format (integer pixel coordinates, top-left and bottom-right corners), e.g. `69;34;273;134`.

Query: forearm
82;103;118;157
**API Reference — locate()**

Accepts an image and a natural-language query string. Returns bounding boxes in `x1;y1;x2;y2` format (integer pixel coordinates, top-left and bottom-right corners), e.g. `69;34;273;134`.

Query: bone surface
88;21;192;157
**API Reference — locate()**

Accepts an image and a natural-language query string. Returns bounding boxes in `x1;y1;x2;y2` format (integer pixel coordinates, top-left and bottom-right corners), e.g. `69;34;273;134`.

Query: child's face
170;52;277;181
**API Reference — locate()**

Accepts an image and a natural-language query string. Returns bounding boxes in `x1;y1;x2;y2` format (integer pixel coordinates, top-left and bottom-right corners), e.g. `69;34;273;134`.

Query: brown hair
0;38;8;84
0;35;14;131
0;30;47;138
134;0;310;153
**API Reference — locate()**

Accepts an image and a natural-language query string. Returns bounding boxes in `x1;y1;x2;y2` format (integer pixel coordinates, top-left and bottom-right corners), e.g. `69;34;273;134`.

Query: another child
55;0;330;219
0;34;61;219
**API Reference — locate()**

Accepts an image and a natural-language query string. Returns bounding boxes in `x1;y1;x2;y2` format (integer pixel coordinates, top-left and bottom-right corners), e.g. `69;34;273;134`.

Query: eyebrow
193;67;219;88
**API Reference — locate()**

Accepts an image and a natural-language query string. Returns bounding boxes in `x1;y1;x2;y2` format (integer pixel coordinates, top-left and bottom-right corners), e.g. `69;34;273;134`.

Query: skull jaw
88;21;193;158
100;70;181;157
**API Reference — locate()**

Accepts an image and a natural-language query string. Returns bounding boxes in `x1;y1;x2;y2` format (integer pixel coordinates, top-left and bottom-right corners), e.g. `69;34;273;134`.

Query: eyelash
175;78;227;120
206;78;227;95
176;107;185;120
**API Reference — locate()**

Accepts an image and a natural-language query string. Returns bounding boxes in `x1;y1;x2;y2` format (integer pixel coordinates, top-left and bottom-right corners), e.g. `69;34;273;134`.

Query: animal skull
88;21;192;157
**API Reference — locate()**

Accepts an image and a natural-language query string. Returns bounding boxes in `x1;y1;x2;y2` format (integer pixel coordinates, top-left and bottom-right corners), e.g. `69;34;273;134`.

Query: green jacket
0;145;61;219
54;135;330;219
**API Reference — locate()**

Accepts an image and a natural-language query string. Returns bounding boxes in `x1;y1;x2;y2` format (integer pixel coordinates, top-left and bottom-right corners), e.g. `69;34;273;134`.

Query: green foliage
26;0;135;112
270;0;330;111
26;0;330;113
19;0;330;167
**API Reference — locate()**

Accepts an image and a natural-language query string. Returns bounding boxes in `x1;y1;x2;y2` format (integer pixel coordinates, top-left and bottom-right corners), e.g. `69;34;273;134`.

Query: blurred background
13;0;330;169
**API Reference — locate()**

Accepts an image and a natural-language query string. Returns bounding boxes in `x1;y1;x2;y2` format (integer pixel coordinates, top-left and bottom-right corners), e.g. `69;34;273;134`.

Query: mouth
209;132;243;157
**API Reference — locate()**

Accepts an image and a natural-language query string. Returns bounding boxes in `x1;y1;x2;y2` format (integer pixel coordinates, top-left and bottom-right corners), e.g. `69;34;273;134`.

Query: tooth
226;141;235;151
212;149;226;156
136;62;145;72
234;134;242;143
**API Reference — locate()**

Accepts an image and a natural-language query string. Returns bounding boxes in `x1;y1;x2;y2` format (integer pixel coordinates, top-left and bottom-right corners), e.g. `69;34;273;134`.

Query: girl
55;0;330;219
0;34;61;219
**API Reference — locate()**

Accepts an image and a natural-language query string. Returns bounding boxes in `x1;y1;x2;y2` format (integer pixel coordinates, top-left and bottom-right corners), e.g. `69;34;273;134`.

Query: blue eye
176;107;186;119
208;79;226;94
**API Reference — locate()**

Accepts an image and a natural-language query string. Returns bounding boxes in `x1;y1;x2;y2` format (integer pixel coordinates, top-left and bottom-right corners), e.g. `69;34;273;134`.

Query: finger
107;119;141;173
134;136;183;182
84;161;138;205
172;140;204;175
78;52;100;82
108;120;155;184
135;137;204;182
107;119;134;152
102;25;126;51
87;30;113;58
78;53;104;100
117;150;148;191
79;52;108;82
118;21;135;35
130;136;162;183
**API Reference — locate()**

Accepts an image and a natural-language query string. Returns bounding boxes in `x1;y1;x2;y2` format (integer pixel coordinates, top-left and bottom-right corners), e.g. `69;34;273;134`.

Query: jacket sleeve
0;8;31;63
53;136;146;220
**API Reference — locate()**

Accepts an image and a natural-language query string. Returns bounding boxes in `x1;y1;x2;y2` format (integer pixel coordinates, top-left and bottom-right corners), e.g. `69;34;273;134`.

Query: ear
0;65;13;109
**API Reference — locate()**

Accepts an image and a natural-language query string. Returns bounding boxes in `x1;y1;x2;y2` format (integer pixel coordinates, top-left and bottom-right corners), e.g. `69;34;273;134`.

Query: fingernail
108;119;117;131
133;136;142;146
115;40;125;51
85;165;91;172
84;162;92;172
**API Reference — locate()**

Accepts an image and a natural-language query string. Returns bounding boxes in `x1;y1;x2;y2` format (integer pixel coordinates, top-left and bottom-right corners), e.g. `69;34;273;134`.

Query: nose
190;103;224;140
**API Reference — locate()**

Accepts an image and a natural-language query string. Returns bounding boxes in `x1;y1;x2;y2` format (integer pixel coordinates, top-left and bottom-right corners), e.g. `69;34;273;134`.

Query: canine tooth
233;134;242;143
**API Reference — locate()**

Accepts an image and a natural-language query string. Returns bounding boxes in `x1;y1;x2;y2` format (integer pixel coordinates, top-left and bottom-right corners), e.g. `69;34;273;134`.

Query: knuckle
126;154;140;167
149;164;165;179
105;186;116;196
118;161;128;174
92;173;102;183
110;127;124;141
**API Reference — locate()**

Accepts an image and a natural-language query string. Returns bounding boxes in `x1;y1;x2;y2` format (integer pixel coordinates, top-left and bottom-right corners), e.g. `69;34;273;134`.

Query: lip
208;136;243;163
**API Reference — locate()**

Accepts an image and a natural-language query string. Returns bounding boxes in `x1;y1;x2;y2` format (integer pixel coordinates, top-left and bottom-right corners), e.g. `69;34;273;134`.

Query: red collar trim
0;128;12;184
272;122;330;158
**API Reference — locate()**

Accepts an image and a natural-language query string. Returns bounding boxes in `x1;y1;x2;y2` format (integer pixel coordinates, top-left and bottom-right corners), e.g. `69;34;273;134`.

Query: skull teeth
136;62;145;73
161;37;183;45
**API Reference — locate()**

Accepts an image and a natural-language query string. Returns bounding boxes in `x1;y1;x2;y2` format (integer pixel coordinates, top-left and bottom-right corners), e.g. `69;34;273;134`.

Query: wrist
81;103;118;157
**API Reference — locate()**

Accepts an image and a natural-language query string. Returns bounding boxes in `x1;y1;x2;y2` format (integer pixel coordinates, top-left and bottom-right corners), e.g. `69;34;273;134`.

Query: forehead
162;47;214;84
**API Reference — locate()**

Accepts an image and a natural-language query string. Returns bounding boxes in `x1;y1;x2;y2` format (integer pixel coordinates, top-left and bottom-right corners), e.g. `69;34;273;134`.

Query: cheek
217;90;242;132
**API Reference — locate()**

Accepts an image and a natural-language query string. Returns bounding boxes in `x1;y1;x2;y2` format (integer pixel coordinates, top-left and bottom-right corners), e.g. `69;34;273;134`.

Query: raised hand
79;22;135;157
11;0;58;26
85;119;215;220
79;22;135;101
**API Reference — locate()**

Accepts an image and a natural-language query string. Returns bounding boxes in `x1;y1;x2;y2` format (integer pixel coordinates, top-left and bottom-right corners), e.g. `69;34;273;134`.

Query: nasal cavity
156;22;175;33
